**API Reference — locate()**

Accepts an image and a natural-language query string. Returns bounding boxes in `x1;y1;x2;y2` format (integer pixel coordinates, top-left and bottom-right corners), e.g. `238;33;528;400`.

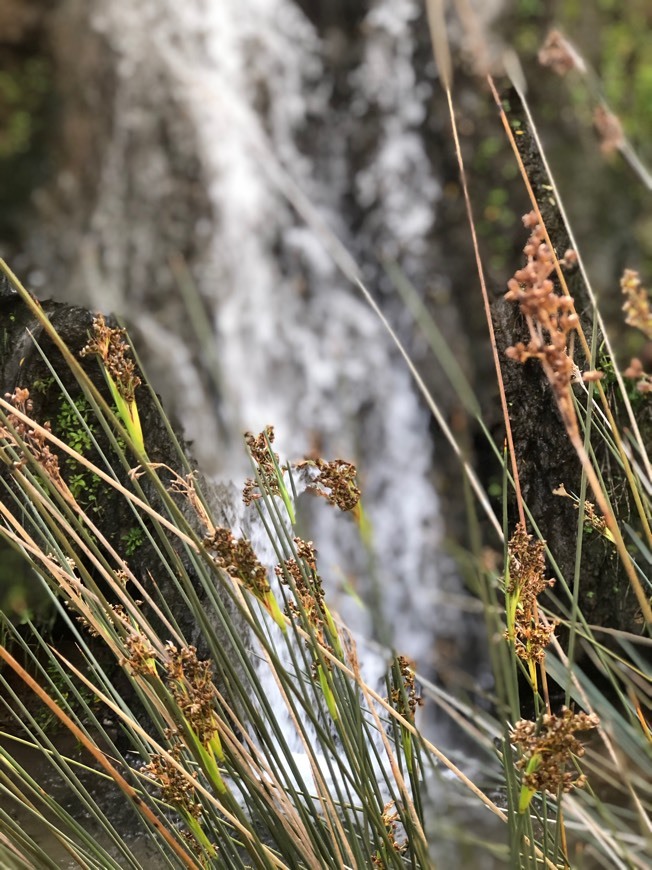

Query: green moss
57;397;94;455
121;526;145;556
54;394;103;511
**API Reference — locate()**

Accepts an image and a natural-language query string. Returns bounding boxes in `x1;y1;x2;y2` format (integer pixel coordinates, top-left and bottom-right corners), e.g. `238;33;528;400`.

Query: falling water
3;3;506;861
56;0;452;676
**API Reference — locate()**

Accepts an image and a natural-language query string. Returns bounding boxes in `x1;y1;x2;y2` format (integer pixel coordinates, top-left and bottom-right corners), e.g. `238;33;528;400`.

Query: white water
48;0;478;777
83;0;447;673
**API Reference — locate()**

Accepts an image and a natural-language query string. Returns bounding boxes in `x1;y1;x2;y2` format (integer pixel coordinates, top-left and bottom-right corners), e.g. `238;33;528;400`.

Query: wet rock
0;290;238;653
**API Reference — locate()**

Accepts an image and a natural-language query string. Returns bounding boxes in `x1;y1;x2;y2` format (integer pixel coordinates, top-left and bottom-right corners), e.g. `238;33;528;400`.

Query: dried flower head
164;643;219;747
2;388;63;484
142;753;201;818
371;801;408;864
276;538;336;669
624;357;652;393
243;426;282;505
582;500;605;533
109;602;129;628
80;314;141;403
538;30;586;77
505;523;553;606
504;523;556;662
553;484;609;537
581;370;604;383
593;104;625;156
294;537;318;569
297;457;361;512
388;655;423;723
621;269;652;340
560;249;578;270
513;619;557;664
505;213;580;434
204;527;270;598
512;707;599;797
121;632;158;677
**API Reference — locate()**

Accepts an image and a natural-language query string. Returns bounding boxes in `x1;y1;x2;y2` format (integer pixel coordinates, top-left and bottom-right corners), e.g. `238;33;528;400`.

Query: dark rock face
493;295;639;637
0;288;239;653
489;100;645;639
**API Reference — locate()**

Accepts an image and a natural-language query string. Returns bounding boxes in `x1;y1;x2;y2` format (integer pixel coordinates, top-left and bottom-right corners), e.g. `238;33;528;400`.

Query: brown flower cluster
80;314;141;403
593;105;625;155
505;524;553;605
553;484;608;536
298;457;361;512
276;538;333;667
388;655;423;723
204;527;270;598
512;707;599;796
538;30;586;77
122;635;220;748
623;357;652;393
242;426;282;505
371;801;408;865
2;388;62;482
165;643;219;747
621;269;652;339
505;523;556;663
142;752;201;818
505;212;580;432
578;500;606;535
620;270;652;392
121;632;158;678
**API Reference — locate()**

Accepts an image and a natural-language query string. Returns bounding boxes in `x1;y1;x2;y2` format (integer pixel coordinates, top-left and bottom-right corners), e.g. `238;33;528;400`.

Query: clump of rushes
204;526;286;631
512;707;599;813
122;632;227;801
243;425;296;523
504;523;556;688
276;537;343;718
80;313;144;452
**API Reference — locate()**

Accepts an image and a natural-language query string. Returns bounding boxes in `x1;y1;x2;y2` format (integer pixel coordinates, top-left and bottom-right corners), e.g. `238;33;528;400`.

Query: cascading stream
81;0;449;675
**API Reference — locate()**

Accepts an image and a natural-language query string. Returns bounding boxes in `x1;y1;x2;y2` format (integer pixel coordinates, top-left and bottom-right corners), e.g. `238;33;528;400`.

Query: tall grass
1;263;497;868
0;11;651;870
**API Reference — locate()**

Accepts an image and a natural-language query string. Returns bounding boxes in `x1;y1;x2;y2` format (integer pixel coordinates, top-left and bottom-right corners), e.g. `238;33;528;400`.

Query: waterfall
27;0;458;673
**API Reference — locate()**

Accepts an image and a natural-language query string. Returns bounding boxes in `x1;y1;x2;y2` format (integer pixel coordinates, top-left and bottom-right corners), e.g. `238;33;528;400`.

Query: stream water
79;0;452;671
